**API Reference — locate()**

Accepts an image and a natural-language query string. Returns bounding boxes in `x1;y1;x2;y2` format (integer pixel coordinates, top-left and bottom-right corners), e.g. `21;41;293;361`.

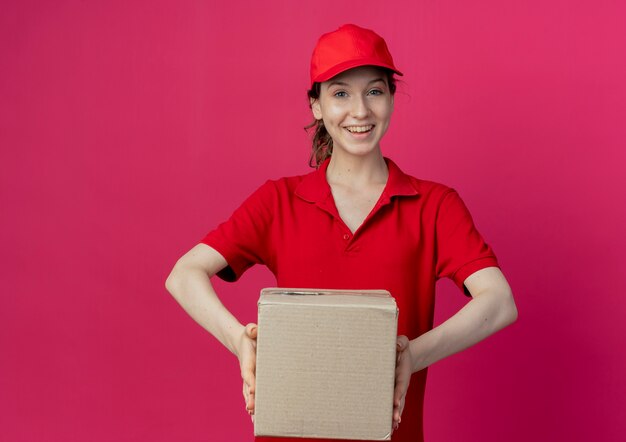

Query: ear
310;97;322;121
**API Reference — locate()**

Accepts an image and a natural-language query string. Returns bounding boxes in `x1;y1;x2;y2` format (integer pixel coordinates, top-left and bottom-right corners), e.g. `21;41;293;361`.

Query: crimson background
1;1;625;441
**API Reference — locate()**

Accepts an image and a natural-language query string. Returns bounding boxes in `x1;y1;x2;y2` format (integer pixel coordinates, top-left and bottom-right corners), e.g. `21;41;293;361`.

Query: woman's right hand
236;323;258;419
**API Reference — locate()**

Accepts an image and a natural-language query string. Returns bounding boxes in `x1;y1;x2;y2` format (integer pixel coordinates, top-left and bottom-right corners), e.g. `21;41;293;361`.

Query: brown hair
305;69;397;168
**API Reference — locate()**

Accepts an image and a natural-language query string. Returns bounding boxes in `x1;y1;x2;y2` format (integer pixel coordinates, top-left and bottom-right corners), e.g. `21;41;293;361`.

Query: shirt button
343;233;350;240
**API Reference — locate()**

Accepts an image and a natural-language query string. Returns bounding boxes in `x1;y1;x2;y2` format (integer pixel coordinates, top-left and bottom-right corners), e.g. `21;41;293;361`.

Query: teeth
346;125;373;133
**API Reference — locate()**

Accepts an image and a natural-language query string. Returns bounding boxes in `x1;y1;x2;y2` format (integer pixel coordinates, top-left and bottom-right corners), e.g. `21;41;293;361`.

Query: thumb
245;323;258;340
396;335;409;352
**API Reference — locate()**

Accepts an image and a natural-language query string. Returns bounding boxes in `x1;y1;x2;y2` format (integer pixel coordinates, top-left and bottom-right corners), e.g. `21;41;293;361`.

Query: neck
326;149;388;187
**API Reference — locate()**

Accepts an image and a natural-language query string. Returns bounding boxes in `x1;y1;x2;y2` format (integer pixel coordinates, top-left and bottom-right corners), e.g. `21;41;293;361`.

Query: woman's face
311;66;394;159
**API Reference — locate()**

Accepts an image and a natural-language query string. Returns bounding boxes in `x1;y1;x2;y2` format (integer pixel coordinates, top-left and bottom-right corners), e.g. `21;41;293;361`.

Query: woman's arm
393;266;517;428
165;243;258;415
410;266;517;370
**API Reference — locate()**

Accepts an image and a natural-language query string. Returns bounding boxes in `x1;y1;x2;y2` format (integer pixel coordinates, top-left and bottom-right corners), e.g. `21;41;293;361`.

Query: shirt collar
295;156;419;204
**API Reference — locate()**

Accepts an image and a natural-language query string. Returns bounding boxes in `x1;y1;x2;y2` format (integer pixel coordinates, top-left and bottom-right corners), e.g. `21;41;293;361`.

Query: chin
334;143;381;158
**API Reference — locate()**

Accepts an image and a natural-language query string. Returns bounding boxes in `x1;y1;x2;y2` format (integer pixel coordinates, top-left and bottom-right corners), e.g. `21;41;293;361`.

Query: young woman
166;24;518;442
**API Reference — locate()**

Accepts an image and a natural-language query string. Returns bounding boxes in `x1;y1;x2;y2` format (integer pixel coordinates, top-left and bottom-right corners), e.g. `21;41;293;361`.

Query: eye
368;88;384;96
333;90;348;97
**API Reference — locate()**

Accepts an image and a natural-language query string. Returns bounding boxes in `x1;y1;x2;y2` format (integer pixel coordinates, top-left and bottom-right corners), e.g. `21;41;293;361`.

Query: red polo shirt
201;157;498;442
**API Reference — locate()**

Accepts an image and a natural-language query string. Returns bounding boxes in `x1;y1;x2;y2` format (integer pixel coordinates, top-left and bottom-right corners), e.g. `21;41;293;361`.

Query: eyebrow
327;78;386;87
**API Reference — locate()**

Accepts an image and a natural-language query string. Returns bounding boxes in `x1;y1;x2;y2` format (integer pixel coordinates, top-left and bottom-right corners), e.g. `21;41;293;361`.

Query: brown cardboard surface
254;288;398;440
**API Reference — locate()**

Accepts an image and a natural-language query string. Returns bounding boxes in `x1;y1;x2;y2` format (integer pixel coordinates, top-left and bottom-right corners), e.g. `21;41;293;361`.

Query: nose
350;95;369;119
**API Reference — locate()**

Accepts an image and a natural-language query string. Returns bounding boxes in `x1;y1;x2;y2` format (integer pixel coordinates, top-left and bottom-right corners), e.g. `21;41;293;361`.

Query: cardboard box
254;288;398;440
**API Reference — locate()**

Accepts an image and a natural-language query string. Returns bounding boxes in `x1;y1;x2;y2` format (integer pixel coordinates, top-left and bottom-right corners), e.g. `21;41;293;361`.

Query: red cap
310;24;403;87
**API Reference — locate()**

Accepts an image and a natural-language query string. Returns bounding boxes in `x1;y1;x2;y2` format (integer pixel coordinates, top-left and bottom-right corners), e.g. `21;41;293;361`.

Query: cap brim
312;58;403;86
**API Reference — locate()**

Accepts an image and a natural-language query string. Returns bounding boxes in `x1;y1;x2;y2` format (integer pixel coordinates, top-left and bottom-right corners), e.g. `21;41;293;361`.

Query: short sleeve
200;180;276;282
435;189;499;294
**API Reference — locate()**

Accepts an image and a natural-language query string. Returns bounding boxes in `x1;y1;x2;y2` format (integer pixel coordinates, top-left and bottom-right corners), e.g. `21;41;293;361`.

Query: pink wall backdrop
2;1;625;441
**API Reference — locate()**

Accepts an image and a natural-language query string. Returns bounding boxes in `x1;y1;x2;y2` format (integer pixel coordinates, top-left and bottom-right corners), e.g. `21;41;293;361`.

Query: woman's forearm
409;281;517;373
166;265;245;356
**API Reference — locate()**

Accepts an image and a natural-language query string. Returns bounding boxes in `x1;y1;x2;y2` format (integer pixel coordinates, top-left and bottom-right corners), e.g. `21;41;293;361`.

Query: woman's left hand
393;335;413;432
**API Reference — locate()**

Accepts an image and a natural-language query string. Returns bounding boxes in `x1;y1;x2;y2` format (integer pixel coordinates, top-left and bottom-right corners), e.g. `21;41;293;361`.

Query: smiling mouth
345;125;374;133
